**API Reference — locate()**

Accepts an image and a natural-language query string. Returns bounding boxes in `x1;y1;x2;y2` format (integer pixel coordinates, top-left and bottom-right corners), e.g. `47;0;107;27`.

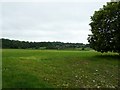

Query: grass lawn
2;49;120;88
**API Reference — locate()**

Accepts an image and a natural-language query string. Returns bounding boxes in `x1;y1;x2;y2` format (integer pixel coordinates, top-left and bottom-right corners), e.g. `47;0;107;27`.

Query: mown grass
2;49;120;88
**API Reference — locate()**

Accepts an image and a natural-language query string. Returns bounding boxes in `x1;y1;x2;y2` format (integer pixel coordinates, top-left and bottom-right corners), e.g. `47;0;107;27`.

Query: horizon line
1;38;89;44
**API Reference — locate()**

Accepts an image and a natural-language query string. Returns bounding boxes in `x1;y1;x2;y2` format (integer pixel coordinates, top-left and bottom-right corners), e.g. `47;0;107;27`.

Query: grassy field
2;49;120;88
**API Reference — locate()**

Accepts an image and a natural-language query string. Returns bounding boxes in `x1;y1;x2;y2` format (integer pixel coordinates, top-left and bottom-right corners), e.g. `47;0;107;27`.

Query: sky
0;0;110;44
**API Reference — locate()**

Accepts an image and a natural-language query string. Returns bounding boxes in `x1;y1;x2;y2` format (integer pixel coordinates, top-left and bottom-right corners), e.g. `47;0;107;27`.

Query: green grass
2;49;120;88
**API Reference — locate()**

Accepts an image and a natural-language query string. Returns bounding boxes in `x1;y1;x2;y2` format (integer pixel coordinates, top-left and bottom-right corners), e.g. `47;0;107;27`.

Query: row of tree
1;38;90;50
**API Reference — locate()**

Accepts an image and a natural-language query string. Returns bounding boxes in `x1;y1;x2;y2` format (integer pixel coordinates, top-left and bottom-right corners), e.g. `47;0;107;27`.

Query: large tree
88;2;120;53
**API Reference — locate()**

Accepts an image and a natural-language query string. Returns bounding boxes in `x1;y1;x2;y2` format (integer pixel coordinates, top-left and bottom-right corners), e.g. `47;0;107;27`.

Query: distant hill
1;38;90;50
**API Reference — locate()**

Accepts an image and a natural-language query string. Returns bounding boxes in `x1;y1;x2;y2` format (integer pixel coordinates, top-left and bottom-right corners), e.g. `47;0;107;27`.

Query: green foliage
82;47;85;50
88;2;120;53
2;49;119;88
1;38;90;50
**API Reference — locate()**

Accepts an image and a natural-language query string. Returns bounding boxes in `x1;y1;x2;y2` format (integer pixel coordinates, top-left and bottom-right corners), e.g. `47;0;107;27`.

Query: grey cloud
1;2;108;43
1;0;110;3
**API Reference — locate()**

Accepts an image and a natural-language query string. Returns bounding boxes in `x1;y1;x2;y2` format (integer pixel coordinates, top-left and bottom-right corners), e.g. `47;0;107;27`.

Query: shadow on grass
93;54;120;60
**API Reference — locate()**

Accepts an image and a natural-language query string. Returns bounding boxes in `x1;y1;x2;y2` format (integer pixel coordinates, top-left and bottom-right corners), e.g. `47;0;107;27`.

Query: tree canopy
88;2;120;53
1;38;89;50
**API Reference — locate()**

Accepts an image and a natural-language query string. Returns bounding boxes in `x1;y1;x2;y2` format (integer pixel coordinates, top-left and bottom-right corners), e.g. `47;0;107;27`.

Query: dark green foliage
82;47;85;50
88;2;120;53
1;38;90;50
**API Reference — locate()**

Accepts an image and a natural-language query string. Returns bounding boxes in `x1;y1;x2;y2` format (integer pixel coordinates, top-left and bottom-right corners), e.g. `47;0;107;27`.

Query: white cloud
1;1;109;43
0;0;110;3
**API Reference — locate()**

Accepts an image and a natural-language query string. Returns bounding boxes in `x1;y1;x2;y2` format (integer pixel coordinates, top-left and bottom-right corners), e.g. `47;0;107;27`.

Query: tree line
1;38;90;50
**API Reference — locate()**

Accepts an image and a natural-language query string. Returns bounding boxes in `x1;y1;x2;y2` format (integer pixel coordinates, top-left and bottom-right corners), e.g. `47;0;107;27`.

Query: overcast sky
0;0;110;44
